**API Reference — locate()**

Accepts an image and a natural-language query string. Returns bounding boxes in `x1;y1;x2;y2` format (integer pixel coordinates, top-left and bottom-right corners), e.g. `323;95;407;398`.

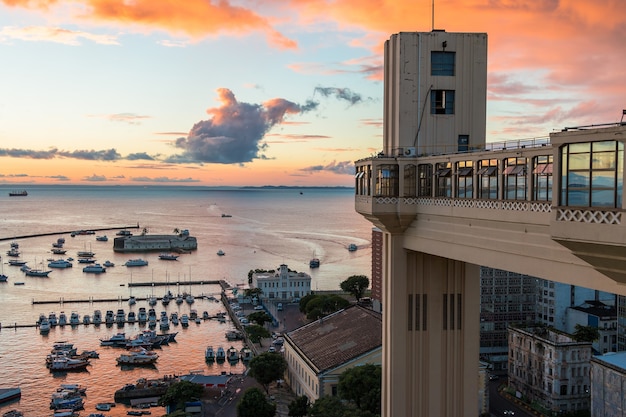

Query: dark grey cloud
126;152;155;161
300;160;354;175
314;86;371;105
130;176;200;183
167;88;319;164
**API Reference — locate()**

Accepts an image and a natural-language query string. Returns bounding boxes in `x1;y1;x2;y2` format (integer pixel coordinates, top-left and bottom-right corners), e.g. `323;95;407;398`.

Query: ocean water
0;185;373;416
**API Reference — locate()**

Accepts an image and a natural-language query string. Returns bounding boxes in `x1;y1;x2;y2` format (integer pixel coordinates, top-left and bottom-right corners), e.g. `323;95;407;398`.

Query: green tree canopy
299;293;318;313
245;324;271;345
249;352;287;394
309;395;347;417
237;387;276;417
340;275;370;301
338;363;382;415
288;395;310;417
573;324;600;342
303;294;350;320
157;380;204;410
244;287;263;298
247;311;272;326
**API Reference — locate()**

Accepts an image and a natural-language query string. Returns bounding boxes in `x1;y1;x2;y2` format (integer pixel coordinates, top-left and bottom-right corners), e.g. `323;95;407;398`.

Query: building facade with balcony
508;325;592;414
251;263;311;301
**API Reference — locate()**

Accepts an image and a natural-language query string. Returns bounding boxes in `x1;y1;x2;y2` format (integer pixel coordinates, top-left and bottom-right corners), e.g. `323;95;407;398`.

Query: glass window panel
458;167;473;176
569;153;590;170
592;152;616;169
567;189;589;206
593;141;616;152
591;190;615;207
569;171;590;188
431;51;455;76
569;143;591;153
592;171;616;189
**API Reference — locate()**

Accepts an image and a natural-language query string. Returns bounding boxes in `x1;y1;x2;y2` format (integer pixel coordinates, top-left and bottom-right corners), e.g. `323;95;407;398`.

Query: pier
0;225;140;242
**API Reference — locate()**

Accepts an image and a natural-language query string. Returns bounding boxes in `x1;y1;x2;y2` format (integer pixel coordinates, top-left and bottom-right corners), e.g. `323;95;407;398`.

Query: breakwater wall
0;225;140;242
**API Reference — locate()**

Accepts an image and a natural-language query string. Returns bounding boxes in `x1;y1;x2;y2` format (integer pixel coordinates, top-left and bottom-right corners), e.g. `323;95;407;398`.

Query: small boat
227;346;239;362
215;346;226;362
159;314;170;330
13;282;24;285
0;387;22;403
69;312;80;325
217;249;225;256
127;311;136;323
100;332;128;346
128;295;136;305
348;243;358;251
158;253;179;261
8;190;27;197
77;250;95;258
103;260;115;267
205;346;215;362
93;310;102;325
48;312;58;326
95;403;112;411
58;312;68;326
116;309;126;325
48;259;73;268
116;347;159;365
170;312;179;325
104;310;115;325
51;248;67;255
8;259;27;266
221;213;232;217
6;248;20;257
125;258;148;267
137;307;147;323
82;264;106;273
39;318;50;334
49;356;90;371
78;258;96;264
83;314;91;325
240;346;253;362
309;258;320;268
95;235;108;241
185;293;194;304
2;410;23;417
24;267;52;277
175;294;184;305
180;314;189;327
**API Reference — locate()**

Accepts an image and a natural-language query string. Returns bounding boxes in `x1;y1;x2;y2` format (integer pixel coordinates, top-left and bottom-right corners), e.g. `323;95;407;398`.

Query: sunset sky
0;0;624;186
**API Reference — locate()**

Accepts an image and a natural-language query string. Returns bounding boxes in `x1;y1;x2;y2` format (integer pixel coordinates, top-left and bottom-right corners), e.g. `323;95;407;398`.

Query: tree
299;293;317;313
237;387;276;417
303;294;350;320
244;287;263;299
309;395;347;417
288;395;310;417
573;324;600;342
340;275;370;301
245;324;271;345
249;352;287;394
158;380;204;410
338;363;382;415
247;311;272;326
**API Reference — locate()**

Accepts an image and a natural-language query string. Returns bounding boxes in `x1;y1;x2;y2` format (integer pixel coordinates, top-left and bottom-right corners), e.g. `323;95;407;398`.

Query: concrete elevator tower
381;31;487;417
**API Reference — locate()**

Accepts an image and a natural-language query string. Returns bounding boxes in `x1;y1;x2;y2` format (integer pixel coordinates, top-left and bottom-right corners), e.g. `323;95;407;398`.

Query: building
370;227;383;313
251;264;311;301
566;300;617;354
508;325;592;414
113;229;197;252
283;305;382;401
590;352;626;416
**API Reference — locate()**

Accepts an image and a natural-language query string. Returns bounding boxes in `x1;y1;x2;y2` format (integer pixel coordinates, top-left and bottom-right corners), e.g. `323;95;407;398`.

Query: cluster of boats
100;329;178;349
50;383;87;412
205;345;252;363
46;342;98;372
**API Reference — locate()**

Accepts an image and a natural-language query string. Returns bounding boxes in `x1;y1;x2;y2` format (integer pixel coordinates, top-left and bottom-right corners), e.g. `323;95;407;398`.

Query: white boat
77;258;95;264
158;252;179;261
127;311;136;323
170;312;179;325
58;312;68;326
51;248;67;255
128;296;136;305
175;294;184;304
185;294;194;304
39;318;51;334
95;403;112;411
180;314;189;327
77;250;95;258
227;346;239;362
217;249;225;256
92;310;102;325
104;310;115;325
137;307;147;323
48;356;90;371
82;314;91;325
100;332;128;346
48;312;58;326
48;259;73;268
215;346;226;362
8;259;27;266
148;295;157;306
69;312;80;325
82;263;106;273
95;235;108;241
103;260;115;267
240;346;253;362
205;346;215;362
159;314;170;330
124;258;148;267
116;347;158;365
115;309;126;324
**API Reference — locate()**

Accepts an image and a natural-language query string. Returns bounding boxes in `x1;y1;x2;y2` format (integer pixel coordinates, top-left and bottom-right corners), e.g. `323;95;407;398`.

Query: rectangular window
431;90;455;114
431;51;455;76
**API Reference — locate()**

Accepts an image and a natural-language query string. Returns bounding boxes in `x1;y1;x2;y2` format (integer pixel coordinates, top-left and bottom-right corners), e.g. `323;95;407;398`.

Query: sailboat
0;255;8;282
148;271;157;306
185;267;194;304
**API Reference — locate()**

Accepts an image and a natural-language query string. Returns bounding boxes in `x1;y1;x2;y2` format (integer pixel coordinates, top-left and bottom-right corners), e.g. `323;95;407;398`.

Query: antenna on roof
431;0;435;31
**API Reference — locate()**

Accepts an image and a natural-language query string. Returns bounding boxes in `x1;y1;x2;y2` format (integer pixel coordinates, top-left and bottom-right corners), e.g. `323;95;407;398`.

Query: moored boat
23;267;52;277
309;258;320;268
48;356;90;371
0;387;21;404
217;249;225;256
100;332;128;346
158;252;179;260
48;259;73;268
124;258;148;267
116;347;159;365
8;190;27;197
103;260;115;267
215;346;226;362
240;346;253;362
95;235;108;241
227;346;239;362
82;263;106;273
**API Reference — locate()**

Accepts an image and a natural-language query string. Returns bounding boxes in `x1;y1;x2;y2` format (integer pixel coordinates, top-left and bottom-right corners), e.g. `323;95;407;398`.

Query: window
435;162;452;197
477;159;498;199
504;157;527;200
418;164;433;197
456;161;473;198
431;90;455;114
404;164;417;197
374;164;399;197
533;155;553;201
561;141;623;208
431;51;455;76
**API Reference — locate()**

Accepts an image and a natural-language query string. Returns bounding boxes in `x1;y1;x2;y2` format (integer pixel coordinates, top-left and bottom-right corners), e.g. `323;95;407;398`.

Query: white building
508;325;592;414
590;352;626;416
251;264;311;301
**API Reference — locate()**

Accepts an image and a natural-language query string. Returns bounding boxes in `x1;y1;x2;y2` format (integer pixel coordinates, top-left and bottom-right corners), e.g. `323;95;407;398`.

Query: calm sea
0;185;372;416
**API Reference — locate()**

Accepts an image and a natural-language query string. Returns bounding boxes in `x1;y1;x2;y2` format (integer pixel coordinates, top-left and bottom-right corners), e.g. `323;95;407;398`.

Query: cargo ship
113;229;197;253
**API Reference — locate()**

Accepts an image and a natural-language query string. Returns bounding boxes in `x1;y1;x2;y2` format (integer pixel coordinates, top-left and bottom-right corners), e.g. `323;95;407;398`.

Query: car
268;346;276;352
254;305;264;310
292;297;301;303
489;374;499;381
277;303;283;311
273;338;284;345
503;411;515;416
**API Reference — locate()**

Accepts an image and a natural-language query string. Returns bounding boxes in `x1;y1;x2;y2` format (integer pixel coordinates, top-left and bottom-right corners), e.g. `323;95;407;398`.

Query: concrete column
382;235;480;417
